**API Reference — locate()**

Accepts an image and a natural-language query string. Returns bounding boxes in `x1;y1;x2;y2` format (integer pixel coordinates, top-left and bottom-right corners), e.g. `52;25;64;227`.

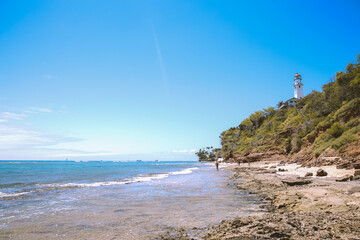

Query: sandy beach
200;161;360;239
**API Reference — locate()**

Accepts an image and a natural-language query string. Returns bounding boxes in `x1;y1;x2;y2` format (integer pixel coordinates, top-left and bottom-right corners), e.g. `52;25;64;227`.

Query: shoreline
201;161;360;239
1;162;264;240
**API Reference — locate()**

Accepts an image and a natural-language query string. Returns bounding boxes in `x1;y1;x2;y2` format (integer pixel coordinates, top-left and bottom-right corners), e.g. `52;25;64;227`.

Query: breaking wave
0;167;198;199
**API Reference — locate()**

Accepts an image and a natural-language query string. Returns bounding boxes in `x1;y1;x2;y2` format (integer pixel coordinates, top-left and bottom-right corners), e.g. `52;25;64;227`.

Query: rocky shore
204;162;360;240
160;161;360;239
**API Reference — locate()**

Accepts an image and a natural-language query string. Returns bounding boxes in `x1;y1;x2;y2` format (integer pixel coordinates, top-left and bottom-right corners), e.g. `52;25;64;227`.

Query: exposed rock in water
354;170;360;176
158;227;193;240
305;172;313;177
316;169;328;177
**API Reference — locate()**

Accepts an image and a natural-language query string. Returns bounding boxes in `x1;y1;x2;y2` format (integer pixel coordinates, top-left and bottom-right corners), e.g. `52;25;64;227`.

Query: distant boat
136;160;143;162
154;160;159;162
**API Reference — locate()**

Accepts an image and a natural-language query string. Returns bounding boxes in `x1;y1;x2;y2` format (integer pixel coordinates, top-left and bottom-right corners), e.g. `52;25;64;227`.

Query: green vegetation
212;54;360;161
195;146;220;161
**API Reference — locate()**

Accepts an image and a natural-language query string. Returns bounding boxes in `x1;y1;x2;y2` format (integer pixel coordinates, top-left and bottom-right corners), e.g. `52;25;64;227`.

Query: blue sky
0;0;359;160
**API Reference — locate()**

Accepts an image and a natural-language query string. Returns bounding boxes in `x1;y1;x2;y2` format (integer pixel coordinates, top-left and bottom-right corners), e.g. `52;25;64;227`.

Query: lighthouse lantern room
294;73;304;99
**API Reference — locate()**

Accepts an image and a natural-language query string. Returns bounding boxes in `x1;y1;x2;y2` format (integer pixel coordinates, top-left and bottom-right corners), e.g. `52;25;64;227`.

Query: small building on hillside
279;73;305;109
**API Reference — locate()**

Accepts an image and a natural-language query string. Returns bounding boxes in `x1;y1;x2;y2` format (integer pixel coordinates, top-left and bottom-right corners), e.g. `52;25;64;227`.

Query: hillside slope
198;54;360;166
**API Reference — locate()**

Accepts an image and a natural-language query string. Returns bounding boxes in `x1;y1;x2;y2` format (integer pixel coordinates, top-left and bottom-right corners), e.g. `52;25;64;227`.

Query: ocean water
0;161;263;239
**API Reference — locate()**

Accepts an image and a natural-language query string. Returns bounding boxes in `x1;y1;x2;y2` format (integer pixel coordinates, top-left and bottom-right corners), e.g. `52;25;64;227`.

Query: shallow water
0;161;263;239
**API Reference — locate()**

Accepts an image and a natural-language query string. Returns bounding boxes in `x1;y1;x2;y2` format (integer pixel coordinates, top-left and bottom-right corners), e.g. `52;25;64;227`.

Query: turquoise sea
0;161;263;239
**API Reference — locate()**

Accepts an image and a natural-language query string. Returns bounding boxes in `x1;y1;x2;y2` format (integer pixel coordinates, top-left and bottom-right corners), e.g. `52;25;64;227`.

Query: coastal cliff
199;54;360;167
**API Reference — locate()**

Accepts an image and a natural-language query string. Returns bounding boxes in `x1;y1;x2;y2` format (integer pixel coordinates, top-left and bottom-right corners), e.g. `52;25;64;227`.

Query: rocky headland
184;55;360;239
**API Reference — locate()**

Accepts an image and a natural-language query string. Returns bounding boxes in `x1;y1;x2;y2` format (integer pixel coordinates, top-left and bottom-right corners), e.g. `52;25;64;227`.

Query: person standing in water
215;161;219;170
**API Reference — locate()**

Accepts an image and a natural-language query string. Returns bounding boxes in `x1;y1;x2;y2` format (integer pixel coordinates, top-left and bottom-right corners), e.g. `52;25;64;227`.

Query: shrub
331;126;360;152
327;122;343;138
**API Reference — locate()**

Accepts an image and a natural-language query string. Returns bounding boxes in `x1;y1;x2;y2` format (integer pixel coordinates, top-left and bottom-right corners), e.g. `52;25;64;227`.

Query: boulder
282;178;312;186
353;175;360;181
277;168;287;172
354;170;360;176
305;172;313;177
316;169;328;177
319;156;342;166
270;165;276;169
335;175;353;182
336;162;352;170
353;161;360;169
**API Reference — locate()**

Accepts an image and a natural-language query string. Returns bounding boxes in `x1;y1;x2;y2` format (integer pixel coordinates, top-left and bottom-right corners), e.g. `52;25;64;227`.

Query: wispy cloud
152;28;168;89
0;112;27;122
25;106;69;115
173;149;188;153
28;107;53;113
1;107;55;122
0;124;79;150
0;107;79;159
43;74;58;79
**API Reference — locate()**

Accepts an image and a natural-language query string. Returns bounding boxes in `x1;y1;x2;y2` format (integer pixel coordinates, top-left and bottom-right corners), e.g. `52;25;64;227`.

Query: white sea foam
49;167;198;188
52;180;129;188
169;167;198;175
51;168;197;188
0;167;199;199
0;191;34;198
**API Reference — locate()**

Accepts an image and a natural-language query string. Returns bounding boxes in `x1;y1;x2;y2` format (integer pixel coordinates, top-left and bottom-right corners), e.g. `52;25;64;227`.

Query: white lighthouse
294;73;304;99
278;73;306;109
